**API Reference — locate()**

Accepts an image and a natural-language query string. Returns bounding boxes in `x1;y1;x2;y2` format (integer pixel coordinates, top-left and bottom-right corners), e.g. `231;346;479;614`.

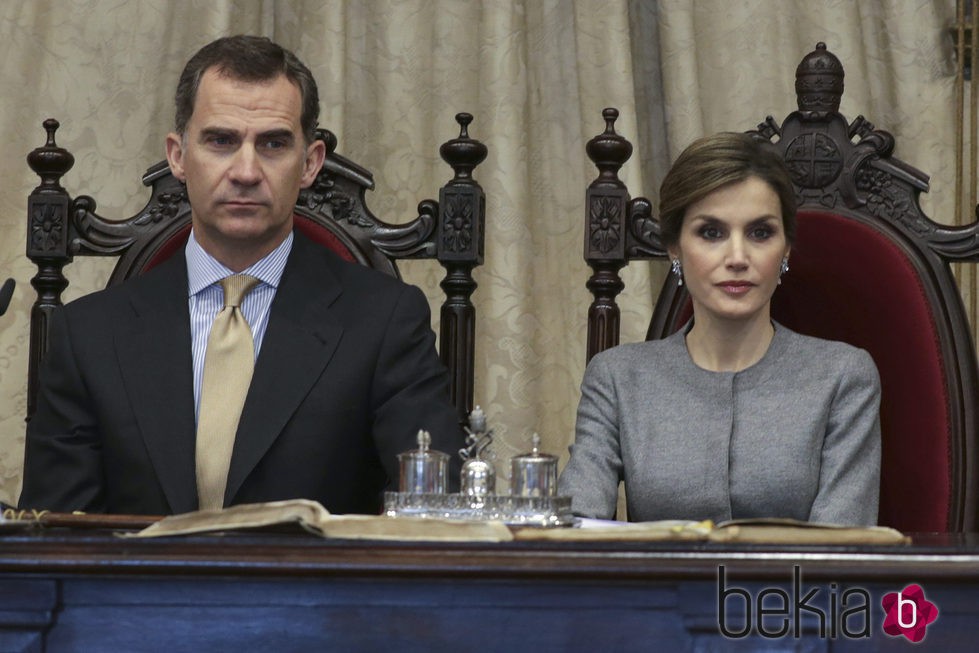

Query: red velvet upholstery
141;215;357;274
143;224;191;273
773;211;949;532
293;214;357;263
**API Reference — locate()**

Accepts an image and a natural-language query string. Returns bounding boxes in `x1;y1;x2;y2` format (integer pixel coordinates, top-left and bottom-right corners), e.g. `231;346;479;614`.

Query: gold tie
196;274;260;511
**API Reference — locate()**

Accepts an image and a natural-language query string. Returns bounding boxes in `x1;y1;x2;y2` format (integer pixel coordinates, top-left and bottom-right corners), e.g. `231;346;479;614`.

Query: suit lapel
224;234;344;504
114;254;199;514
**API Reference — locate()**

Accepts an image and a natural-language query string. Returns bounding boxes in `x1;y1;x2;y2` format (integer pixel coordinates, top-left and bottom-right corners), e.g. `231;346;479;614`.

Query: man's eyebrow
258;129;296;141
199;126;238;139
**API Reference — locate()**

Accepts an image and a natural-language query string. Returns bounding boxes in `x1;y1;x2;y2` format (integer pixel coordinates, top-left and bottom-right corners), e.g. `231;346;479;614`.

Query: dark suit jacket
19;231;464;515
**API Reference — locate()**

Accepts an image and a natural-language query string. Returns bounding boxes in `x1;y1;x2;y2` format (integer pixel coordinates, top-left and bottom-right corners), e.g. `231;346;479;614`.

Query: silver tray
383;492;575;528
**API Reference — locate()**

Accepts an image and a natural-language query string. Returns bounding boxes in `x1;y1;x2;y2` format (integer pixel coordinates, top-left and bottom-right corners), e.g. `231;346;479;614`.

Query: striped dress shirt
185;230;293;421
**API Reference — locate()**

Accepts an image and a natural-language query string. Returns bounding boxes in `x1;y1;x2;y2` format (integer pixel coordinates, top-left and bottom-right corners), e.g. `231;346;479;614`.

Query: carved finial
416;429;431;452
795;42;844;114
439;112;487;181
586;108;633;188
602;107;619;133
43;119;60;146
456;112;473;138
27;119;75;190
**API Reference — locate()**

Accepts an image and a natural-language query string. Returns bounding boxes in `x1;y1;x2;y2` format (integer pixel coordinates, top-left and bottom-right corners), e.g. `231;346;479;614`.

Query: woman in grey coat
558;133;881;526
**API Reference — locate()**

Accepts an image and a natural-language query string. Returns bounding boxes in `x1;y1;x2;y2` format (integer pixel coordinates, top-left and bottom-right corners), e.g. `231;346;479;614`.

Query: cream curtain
0;0;965;506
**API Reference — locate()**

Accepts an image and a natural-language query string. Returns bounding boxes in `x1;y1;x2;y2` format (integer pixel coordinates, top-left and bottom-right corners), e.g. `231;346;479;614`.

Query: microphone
0;278;14;317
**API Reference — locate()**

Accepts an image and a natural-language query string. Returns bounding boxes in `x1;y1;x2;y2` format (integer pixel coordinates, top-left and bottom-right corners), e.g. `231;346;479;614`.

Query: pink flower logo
881;584;938;642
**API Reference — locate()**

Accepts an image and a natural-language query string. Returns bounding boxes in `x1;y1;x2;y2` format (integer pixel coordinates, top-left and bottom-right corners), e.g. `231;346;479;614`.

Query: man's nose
228;146;262;185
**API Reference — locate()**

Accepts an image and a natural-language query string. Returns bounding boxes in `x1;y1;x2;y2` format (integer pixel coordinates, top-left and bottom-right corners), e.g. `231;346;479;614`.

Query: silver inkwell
509;433;558;498
397;429;449;495
384;407;574;527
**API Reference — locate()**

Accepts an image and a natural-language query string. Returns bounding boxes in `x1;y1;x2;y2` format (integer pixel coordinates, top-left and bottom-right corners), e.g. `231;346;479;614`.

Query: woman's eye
698;226;723;240
750;226;775;240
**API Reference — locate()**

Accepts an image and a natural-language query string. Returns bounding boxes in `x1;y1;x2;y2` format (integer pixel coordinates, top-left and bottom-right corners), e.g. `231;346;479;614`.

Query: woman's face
668;176;790;327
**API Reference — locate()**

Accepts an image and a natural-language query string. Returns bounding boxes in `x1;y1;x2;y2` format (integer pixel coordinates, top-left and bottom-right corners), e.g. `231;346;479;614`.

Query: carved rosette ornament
589;195;622;254
585;108;633;261
26;120;74;259
29;202;67;254
583;109;637;360
441;191;474;254
438;113;486;263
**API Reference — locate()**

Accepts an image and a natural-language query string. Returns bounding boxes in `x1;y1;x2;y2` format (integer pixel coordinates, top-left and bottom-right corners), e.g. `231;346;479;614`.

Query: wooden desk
1;521;977;652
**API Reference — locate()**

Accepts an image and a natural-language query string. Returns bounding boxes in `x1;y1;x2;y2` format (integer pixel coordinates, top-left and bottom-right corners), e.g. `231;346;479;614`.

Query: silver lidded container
510;433;558;498
397;429;449;494
459;406;495;499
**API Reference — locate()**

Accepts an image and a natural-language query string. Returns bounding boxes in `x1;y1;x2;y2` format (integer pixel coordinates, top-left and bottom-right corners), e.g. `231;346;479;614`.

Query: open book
129;499;514;542
513;516;909;545
128;499;908;545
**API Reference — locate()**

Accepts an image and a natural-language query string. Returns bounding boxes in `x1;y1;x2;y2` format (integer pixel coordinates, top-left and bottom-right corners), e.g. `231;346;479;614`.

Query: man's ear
300;138;327;188
165;132;187;182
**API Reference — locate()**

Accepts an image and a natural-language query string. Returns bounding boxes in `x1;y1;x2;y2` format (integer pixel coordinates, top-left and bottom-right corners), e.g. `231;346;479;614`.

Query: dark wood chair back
583;43;979;533
26;114;486;423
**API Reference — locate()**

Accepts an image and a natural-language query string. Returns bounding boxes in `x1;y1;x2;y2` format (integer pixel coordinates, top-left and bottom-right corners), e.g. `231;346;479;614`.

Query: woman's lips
716;281;755;295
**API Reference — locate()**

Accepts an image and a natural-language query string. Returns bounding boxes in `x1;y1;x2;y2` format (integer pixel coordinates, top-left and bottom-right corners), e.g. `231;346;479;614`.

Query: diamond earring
778;257;789;285
671;258;683;286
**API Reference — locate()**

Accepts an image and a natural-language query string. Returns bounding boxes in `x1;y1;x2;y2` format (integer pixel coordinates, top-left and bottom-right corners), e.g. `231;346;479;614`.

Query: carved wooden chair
583;43;979;533
26;113;486;424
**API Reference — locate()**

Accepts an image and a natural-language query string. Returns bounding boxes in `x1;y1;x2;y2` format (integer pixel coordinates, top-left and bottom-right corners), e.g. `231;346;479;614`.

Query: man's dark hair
174;35;319;143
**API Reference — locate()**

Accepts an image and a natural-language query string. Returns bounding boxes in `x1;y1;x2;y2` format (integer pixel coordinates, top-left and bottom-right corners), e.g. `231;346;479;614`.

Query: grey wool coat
558;323;881;526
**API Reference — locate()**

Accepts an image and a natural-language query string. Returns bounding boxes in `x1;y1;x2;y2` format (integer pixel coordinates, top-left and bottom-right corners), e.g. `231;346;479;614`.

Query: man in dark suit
18;35;463;515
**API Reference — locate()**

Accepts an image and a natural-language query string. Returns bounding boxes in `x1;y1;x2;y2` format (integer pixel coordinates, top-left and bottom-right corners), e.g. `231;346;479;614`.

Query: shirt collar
185;229;294;296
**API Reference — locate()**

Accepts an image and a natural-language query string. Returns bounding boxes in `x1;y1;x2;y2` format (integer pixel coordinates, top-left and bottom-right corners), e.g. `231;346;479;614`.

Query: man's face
166;68;325;270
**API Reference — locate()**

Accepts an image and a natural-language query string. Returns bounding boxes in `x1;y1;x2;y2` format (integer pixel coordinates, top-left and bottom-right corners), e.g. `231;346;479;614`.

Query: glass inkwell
510;433;558;498
397;429;449;494
384;407;573;527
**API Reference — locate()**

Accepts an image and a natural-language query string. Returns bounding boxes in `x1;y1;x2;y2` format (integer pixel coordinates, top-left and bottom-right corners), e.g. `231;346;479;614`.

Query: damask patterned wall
0;0;967;507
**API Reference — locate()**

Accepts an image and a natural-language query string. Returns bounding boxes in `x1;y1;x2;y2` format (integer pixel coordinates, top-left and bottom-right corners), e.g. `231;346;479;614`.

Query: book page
128;499;513;542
